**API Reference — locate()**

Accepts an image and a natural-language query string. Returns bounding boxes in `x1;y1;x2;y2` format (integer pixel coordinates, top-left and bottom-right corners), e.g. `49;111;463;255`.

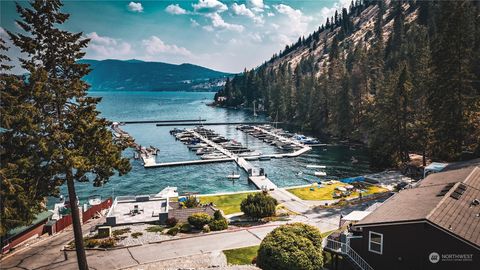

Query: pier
142;125;315;191
121;119;206;124
155;121;276;127
144;157;234;168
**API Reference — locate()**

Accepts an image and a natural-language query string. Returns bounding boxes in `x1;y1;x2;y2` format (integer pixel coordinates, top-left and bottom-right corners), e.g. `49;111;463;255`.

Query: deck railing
325;239;374;270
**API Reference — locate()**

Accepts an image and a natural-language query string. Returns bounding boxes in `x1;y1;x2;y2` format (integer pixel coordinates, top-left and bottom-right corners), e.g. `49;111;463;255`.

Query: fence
55;214;73;232
2;198;113;254
82;198;113;223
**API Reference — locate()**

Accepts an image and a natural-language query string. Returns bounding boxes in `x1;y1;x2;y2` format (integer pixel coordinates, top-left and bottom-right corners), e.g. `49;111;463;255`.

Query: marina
53;91;372;206
140;124;318;191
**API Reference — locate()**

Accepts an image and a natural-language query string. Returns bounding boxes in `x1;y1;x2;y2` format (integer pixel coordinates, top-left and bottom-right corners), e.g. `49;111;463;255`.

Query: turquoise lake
59;91;373;204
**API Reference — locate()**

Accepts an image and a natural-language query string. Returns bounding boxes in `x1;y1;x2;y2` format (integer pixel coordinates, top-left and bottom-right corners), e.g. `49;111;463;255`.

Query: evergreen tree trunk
66;170;88;270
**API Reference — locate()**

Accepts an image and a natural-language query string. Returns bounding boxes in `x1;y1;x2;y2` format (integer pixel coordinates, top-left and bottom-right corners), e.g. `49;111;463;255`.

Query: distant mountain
80;59;232;91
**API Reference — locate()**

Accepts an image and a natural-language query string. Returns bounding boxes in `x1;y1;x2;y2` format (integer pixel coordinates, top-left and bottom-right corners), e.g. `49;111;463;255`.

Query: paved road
1;218;104;270
1;225;277;270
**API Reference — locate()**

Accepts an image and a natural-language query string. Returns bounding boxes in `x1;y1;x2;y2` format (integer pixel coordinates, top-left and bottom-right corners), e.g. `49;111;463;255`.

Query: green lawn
199;192;257;215
223;245;259;265
287;183;388;201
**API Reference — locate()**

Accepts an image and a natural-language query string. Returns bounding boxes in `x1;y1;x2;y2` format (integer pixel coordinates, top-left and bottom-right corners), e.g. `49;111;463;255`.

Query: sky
1;0;352;74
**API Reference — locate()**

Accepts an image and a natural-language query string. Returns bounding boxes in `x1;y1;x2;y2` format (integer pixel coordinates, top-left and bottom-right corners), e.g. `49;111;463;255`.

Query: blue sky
1;0;351;73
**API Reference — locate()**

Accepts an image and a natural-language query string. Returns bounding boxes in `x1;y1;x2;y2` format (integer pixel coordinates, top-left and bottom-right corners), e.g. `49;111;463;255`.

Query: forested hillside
81;59;231;91
214;0;480;168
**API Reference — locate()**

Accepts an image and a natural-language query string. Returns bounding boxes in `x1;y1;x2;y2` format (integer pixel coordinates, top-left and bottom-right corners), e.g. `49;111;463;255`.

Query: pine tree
5;1;131;269
429;0;478;160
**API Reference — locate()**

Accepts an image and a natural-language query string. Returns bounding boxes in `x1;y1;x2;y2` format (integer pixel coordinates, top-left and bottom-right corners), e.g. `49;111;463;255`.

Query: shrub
112;228;131;237
145;225;164;233
180;223;192;233
202;224;211;233
84;238;99;248
131;232;143;238
167;226;179;236
240;193;278;220
166;217;178;227
183;195;200;208
98;238;116;248
188;213;212;229
208;218;228;231
213;210;223;220
256;223;323;270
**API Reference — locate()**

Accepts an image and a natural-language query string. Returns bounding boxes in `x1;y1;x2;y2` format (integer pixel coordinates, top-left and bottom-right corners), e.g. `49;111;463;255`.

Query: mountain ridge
80;59;233;92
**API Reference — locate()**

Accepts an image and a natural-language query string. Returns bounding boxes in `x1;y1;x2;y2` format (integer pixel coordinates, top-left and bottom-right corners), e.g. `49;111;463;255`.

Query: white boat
187;143;207;150
201;153;227;160
238;150;262;157
306;165;326;169
227;173;240;179
88;195;101;206
314;171;327;177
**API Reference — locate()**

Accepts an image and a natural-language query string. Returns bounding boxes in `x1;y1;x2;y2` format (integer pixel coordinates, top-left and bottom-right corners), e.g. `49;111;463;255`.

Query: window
368;231;383;254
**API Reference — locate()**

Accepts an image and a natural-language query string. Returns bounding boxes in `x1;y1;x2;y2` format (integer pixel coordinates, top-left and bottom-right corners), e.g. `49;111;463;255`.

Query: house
341;164;480;270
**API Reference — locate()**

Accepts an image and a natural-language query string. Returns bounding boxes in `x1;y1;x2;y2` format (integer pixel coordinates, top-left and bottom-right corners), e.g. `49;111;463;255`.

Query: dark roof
7;211;53;238
418;166;476;187
355;166;480;248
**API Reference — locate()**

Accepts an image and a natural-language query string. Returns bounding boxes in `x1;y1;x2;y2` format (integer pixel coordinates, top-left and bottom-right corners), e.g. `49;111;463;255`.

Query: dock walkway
142;125;314;191
144;157;234;168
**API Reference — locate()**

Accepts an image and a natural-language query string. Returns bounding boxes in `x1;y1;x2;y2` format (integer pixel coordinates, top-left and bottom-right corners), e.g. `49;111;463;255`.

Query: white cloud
231;3;264;25
273;4;312;42
192;0;228;13
127;2;143;13
190;18;200;27
165;4;187;15
318;0;351;24
85;32;134;59
142;36;192;57
205;13;244;32
267;12;275;17
232;3;255;18
248;0;265;12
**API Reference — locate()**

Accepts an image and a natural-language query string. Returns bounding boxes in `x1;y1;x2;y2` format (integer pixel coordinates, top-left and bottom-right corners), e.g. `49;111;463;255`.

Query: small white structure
340;210;372;227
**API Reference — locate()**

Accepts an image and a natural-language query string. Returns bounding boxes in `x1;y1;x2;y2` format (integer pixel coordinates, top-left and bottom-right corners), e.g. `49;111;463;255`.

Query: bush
112;228;131;237
188;213;212;229
84;238;99;248
213;210;223;220
202;224;211;233
145;225;164;233
98;238;116;248
166;217;178;227
240;193;277;220
131;232;143;238
167;226;179;236
180;223;192;233
256;223;324;270
208;218;228;231
183;195;200;208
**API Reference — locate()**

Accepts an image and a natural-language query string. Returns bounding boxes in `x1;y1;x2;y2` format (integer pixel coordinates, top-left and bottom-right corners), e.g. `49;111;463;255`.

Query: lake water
58;91;372;205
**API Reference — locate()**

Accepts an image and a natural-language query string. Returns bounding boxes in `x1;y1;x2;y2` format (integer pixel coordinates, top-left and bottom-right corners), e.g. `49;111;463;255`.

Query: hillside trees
215;0;479;167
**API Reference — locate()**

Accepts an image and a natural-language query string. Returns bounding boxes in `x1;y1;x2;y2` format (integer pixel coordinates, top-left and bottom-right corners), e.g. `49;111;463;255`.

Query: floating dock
155;121;275;127
144;157;234;168
142;125;314;191
121;119;207;124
